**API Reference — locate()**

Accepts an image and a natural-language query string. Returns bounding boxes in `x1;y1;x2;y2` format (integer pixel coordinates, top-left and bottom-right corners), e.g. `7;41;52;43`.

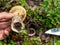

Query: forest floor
0;0;60;45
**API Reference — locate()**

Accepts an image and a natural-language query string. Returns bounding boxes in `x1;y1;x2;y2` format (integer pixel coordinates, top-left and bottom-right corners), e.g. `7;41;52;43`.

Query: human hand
0;12;14;40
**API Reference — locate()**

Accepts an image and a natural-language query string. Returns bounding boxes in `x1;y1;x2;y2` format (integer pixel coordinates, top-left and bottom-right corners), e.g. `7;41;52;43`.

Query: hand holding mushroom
0;12;14;40
0;6;26;40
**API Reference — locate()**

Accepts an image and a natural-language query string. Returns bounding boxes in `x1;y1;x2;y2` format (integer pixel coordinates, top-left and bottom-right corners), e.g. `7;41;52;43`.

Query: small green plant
8;40;16;45
32;37;41;45
40;0;60;28
22;36;31;45
20;0;26;7
20;29;27;35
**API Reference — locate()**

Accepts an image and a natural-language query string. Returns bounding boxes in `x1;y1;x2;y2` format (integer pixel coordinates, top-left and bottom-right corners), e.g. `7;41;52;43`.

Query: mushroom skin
9;6;26;33
9;6;26;21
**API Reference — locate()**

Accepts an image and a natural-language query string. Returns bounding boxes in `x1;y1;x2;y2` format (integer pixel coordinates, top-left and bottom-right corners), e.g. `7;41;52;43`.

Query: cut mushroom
10;6;26;33
9;6;26;21
11;15;25;33
27;28;36;36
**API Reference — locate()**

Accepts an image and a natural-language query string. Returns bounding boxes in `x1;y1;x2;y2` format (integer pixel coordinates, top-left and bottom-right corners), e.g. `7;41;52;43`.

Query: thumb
0;12;15;20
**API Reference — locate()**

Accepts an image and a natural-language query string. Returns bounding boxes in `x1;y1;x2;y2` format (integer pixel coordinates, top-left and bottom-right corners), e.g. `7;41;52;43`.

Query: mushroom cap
9;6;26;21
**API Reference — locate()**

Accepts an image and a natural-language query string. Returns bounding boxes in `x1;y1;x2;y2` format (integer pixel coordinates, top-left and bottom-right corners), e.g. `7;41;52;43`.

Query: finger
4;30;9;36
0;19;8;22
0;26;11;40
5;26;11;32
6;13;15;19
0;30;4;40
4;26;11;37
0;18;12;22
0;12;15;20
0;21;11;29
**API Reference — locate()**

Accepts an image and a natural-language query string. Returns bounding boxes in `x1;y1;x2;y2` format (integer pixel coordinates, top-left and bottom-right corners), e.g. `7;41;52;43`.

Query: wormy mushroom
9;6;26;33
26;20;39;36
27;28;36;36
